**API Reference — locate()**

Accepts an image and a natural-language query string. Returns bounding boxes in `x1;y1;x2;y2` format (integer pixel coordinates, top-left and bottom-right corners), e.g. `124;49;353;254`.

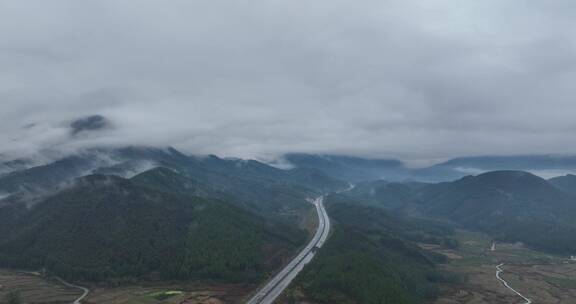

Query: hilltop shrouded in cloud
1;0;576;162
69;115;112;136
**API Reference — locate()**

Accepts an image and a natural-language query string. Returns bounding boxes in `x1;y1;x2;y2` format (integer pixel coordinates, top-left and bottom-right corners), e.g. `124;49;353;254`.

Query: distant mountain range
283;154;408;182
282;153;576;182
347;170;576;254
0;147;346;221
4;145;576;294
4;149;576;186
0;146;347;282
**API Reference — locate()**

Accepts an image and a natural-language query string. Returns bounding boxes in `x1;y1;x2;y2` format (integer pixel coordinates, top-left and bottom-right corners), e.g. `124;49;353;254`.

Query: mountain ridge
347;170;576;254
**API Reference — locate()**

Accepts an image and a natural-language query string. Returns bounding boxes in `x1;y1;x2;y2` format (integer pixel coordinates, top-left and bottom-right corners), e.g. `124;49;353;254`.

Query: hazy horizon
2;1;576;163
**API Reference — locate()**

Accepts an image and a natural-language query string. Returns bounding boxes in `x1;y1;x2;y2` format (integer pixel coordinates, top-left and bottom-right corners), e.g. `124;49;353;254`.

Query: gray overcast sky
1;0;576;164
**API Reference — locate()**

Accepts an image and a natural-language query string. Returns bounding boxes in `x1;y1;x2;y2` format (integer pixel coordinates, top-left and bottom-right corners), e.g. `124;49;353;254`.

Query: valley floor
5;229;576;303
432;230;576;304
0;269;82;303
0;269;255;304
85;283;251;304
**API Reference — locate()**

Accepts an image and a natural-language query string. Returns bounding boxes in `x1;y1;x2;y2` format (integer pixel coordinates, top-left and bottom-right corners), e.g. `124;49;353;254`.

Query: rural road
56;277;90;304
495;263;532;304
246;195;330;304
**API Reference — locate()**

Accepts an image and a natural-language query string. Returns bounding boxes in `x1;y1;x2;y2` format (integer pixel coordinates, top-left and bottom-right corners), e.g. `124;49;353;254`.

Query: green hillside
549;174;576;195
348;171;576;255
0;173;306;283
291;196;457;304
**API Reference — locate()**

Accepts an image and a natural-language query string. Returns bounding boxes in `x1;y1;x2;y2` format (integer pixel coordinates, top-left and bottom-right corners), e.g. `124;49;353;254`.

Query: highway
246;195;330;304
495;263;532;304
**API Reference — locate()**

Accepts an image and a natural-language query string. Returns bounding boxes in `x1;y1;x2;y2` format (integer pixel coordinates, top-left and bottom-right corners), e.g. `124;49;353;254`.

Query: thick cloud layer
1;0;576;163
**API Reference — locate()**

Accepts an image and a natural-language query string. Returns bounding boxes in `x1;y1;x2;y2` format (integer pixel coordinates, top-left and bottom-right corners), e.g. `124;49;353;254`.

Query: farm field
0;269;81;303
85;283;251;304
433;230;576;304
4;229;576;304
0;269;252;304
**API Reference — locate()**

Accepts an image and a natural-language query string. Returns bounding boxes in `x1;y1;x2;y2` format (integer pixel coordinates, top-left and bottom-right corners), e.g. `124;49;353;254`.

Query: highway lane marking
246;196;328;304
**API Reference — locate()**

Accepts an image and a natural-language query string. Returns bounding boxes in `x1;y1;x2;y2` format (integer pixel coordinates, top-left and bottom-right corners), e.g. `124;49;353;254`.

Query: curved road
56;277;90;304
246;195;330;304
495;263;532;304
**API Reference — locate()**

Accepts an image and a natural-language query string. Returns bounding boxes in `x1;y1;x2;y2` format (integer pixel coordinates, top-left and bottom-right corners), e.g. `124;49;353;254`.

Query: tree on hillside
5;290;22;304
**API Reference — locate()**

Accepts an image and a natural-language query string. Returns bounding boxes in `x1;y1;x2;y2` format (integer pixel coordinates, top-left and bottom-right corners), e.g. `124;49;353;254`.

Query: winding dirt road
495;263;532;304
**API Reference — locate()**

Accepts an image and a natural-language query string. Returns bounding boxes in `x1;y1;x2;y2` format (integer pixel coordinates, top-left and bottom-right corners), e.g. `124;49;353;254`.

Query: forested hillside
549;174;576;195
0;147;346;225
288;196;458;304
0;172;307;282
348;171;576;254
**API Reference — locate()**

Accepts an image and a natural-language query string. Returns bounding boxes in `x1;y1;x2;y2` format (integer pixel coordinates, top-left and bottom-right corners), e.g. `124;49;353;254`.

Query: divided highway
246;196;330;304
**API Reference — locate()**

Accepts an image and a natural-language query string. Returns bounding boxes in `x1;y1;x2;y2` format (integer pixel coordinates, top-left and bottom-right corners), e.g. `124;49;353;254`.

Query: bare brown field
0;269;252;304
434;230;576;304
85;282;251;304
0;269;82;303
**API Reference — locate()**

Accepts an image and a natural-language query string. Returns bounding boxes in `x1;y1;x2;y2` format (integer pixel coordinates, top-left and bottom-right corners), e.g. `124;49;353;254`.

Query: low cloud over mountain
2;1;576;162
69;115;112;136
